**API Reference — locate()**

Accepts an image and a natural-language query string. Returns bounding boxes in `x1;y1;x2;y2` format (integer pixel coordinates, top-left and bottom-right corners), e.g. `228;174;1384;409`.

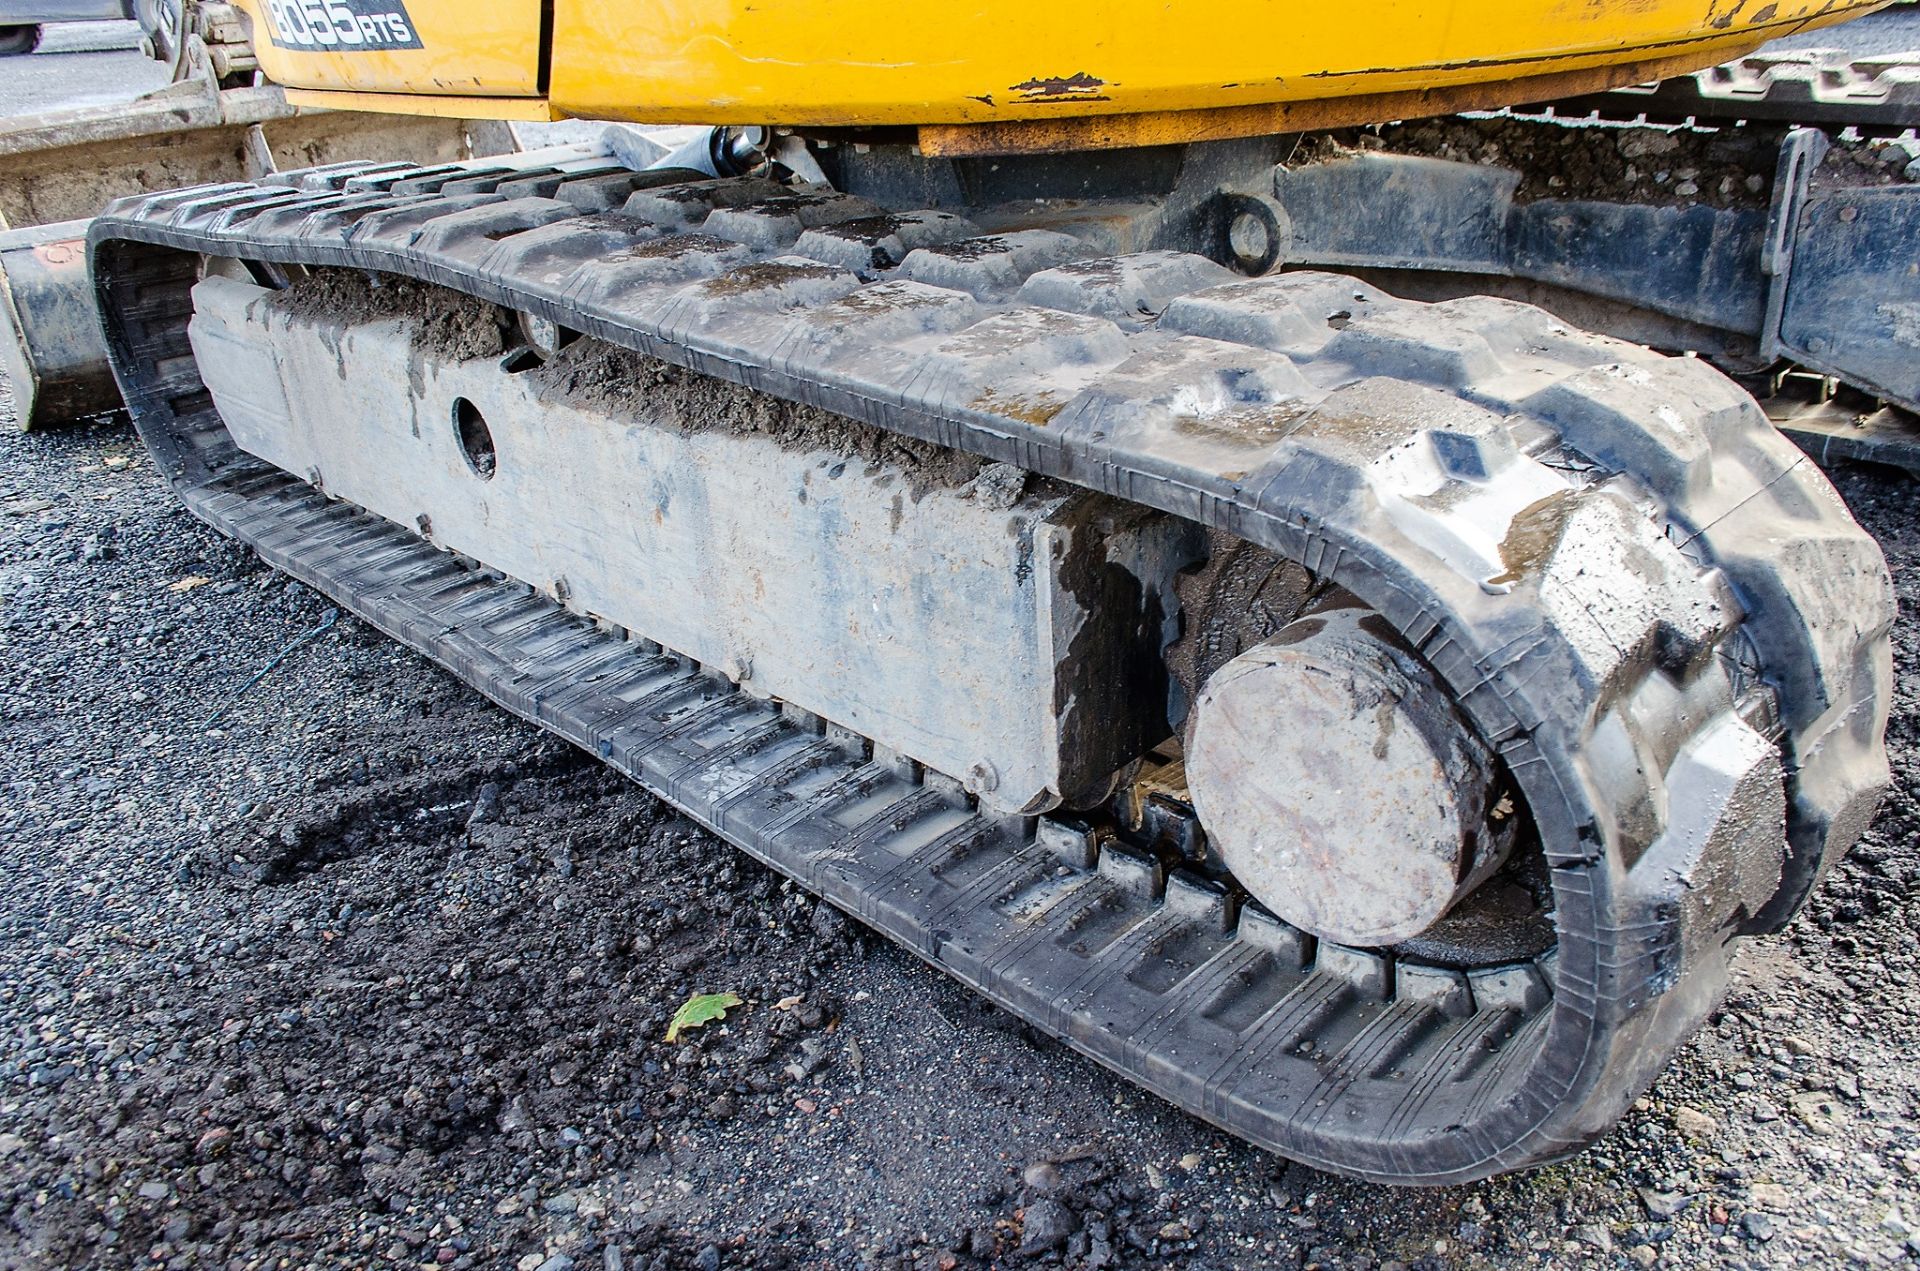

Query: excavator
81;0;1907;1184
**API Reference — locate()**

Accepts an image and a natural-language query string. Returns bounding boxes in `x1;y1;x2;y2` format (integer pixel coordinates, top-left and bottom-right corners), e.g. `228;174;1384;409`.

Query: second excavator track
89;152;1892;1184
1551;46;1920;132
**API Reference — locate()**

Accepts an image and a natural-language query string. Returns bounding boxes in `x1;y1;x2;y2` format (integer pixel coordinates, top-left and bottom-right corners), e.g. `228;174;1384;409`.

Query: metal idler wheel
1186;606;1513;947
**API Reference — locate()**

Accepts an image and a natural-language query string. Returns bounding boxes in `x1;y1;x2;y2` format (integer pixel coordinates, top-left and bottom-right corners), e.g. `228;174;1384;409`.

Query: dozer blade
0;79;516;429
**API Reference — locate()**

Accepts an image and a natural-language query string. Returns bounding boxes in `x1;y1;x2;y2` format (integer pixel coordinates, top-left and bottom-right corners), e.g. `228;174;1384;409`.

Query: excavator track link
88;153;1892;1184
1552;48;1920;130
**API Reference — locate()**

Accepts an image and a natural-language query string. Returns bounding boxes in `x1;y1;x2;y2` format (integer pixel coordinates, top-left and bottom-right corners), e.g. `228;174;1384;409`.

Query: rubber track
1548;48;1920;130
88;154;1892;1183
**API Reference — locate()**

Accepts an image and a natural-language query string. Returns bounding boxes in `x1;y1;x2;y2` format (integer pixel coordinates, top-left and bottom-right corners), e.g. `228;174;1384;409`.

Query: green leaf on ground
666;991;744;1043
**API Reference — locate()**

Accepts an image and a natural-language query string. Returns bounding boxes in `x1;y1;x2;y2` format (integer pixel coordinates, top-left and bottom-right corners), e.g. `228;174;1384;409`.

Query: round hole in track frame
453;397;497;480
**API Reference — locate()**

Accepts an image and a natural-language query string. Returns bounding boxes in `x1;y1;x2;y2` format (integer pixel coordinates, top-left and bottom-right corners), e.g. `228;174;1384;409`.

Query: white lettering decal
263;0;423;50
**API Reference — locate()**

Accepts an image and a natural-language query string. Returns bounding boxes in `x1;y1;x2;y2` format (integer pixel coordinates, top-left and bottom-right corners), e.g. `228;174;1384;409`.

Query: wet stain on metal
1488;490;1579;588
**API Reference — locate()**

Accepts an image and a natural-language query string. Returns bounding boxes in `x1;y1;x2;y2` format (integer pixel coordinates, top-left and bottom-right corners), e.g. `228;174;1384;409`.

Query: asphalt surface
1;10;1919;1271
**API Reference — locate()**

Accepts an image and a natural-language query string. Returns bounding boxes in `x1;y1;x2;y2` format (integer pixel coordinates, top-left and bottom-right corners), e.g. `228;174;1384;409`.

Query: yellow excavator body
247;0;1885;141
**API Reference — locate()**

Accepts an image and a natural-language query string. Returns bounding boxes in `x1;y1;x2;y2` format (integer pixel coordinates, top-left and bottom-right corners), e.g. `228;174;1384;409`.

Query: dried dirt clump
530;336;988;494
1817;134;1920;189
259;268;1006;499
1360;116;1780;208
268;268;506;364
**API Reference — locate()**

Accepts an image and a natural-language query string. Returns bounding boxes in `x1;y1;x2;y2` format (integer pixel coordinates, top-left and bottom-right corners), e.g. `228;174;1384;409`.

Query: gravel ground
2;387;1919;1271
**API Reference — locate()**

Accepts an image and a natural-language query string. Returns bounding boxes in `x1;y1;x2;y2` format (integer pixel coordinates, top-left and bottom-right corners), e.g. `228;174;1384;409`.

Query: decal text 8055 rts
260;0;423;51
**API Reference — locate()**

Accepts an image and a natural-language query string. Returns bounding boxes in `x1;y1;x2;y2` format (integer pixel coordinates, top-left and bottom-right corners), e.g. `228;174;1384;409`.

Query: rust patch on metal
1708;0;1749;31
922;48;1736;157
1010;71;1111;104
1123;749;1191;830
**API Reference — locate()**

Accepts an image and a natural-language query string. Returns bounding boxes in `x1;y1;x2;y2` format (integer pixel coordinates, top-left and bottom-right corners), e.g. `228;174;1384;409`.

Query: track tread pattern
87;152;1892;1183
1548;48;1920;130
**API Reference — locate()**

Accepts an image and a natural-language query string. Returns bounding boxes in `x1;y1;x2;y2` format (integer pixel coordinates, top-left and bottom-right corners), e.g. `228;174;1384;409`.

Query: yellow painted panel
232;0;545;97
548;0;1885;126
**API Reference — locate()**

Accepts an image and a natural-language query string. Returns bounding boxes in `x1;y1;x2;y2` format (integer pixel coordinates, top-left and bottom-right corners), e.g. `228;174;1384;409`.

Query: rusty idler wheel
1186;606;1519;948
